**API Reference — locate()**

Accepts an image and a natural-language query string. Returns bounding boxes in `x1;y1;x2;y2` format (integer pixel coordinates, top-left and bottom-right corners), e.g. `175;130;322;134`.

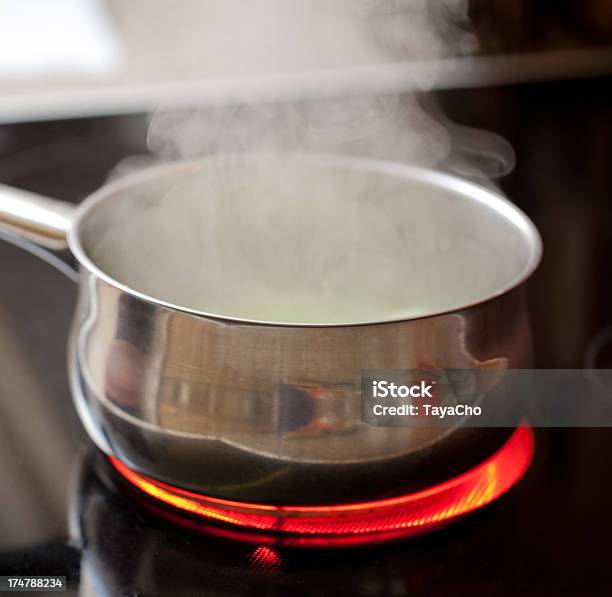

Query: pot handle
0;183;79;281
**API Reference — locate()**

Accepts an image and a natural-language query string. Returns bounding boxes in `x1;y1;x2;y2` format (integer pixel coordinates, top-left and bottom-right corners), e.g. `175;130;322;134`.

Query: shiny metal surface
0;185;73;249
0;155;541;504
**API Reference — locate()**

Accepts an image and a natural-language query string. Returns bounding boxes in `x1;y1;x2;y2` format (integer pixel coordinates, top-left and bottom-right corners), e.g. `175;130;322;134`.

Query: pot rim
66;152;543;328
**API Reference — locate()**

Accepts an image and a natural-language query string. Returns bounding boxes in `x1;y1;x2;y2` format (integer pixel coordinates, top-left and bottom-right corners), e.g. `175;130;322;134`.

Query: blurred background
0;0;611;572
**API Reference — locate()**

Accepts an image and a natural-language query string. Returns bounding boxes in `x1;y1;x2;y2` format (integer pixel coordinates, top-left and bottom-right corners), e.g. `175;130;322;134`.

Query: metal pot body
70;276;533;504
0;155;541;505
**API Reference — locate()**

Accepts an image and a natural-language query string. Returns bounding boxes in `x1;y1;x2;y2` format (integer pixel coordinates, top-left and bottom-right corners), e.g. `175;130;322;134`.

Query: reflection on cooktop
3;427;612;597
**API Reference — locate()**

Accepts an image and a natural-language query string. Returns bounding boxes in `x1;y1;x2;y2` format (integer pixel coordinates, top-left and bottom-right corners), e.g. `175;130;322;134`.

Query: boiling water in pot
81;156;530;324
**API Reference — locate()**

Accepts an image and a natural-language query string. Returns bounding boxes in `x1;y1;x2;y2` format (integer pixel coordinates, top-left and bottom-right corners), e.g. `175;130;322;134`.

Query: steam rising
86;155;529;324
146;96;452;167
98;0;518;324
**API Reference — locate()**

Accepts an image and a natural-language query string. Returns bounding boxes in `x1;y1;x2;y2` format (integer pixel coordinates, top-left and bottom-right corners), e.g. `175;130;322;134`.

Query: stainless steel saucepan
0;154;541;504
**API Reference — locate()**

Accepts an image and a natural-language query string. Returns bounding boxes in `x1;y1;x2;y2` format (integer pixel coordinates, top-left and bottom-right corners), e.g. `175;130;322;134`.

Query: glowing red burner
110;425;533;541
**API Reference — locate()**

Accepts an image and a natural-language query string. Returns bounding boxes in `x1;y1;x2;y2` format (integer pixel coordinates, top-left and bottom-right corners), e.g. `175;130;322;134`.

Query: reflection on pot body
71;269;534;503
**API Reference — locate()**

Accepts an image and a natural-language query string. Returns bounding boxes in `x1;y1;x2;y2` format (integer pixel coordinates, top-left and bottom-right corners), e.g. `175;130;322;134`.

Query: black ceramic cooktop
0;76;611;596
